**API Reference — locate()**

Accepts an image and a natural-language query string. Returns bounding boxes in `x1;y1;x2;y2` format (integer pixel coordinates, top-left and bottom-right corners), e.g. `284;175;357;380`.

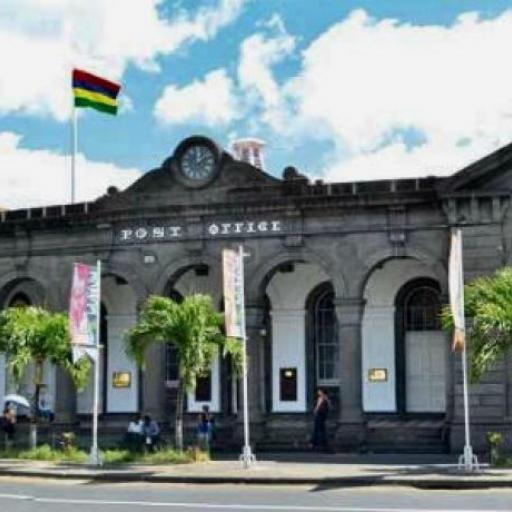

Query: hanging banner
69;262;100;362
222;248;244;339
449;228;465;352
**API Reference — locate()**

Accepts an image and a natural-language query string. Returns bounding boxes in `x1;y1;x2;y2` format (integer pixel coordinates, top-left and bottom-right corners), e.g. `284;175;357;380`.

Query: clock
170;137;221;188
180;144;216;181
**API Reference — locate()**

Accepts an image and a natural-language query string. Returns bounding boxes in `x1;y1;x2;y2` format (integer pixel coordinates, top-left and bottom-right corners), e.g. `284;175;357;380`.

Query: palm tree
0;306;91;447
442;266;512;382
125;294;242;450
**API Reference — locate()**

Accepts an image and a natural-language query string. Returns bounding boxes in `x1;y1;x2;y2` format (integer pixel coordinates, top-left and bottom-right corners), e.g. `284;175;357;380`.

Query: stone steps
363;420;449;454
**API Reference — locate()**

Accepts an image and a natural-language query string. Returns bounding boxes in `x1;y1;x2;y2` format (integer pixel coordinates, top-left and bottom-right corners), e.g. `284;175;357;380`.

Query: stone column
245;304;267;419
142;343;167;421
54;368;77;423
334;297;365;449
53;289;77;424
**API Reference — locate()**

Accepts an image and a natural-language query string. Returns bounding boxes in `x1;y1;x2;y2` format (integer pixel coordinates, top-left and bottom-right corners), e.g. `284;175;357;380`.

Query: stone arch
246;246;345;305
150;252;224;415
355;244;447;299
76;266;141;416
0;269;53;309
152;253;222;301
360;254;447;414
101;261;148;307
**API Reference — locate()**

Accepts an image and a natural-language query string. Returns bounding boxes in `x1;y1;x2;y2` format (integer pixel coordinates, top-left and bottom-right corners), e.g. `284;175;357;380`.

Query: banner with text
69;262;100;362
222;248;244;339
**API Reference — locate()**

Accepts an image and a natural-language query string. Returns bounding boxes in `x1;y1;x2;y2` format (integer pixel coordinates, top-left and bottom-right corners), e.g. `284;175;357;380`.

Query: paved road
0;477;510;512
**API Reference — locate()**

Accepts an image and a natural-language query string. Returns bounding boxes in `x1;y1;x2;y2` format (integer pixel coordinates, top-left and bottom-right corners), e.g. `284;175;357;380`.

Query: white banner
222;248;244;339
449;228;465;351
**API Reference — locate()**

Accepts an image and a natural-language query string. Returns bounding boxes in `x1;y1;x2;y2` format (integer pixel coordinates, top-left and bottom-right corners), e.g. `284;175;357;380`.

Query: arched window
404;286;441;331
9;292;31;308
313;287;338;384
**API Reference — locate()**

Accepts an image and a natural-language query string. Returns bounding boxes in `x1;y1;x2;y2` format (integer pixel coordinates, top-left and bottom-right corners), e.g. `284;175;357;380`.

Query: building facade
1;135;511;452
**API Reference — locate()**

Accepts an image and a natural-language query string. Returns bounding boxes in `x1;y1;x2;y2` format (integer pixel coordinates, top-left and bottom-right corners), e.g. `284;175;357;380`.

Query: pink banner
69;263;100;361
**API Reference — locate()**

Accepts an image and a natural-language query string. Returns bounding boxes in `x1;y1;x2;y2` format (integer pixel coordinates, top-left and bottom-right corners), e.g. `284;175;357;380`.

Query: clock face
180;145;216;181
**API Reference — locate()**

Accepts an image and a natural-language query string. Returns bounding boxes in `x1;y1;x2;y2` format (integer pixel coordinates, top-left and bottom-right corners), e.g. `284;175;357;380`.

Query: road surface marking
0;492;503;512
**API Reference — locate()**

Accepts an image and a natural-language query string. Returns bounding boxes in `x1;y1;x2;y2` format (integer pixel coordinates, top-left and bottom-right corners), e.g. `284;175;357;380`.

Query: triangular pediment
94;136;280;211
439;141;512;192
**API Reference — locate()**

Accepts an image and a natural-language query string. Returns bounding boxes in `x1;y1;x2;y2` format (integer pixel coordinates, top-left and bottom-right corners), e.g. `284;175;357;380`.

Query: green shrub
141;448;192;464
487;432;505;466
0;444;203;466
17;444;87;463
101;449;136;465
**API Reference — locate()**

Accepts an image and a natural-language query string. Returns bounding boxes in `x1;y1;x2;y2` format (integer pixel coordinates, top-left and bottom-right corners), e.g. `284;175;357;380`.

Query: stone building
0;135;511;453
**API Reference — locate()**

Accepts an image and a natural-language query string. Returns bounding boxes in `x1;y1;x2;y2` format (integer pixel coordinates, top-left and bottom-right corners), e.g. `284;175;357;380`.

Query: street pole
454;228;479;471
71;96;77;204
88;259;102;466
238;244;256;468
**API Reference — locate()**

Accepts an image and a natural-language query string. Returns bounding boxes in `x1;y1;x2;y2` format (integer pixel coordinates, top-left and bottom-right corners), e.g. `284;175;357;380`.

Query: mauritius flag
72;69;121;115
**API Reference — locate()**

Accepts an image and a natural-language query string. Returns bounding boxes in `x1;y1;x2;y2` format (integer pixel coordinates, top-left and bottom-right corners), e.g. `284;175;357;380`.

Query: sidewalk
0;453;511;489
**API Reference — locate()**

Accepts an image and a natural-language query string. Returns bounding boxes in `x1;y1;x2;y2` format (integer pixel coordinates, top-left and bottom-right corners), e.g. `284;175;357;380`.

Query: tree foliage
441;267;512;382
0;306;91;395
125;294;242;449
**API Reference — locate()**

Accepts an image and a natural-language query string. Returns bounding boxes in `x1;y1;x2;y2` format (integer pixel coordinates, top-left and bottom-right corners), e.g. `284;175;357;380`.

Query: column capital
334;297;366;326
333;297;366;308
245;302;266;329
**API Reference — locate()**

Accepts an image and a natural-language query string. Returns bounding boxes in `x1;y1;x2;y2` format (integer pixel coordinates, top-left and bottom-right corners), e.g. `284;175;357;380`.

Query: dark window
314;289;338;383
404;286;441;331
165;344;179;382
195;372;212;402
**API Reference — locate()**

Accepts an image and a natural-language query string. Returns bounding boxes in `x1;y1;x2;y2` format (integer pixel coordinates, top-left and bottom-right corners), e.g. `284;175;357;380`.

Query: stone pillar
142;343;167;421
245;304;267;419
53;290;77;424
334;297;365;450
54;368;77;423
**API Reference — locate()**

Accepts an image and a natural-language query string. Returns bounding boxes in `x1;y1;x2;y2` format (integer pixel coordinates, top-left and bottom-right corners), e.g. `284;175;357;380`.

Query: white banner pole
238;244;255;468
456;228;478;471
89;260;102;466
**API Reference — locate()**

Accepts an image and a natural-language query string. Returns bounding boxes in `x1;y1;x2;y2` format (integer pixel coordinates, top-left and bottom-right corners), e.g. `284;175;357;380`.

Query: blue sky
1;0;512;208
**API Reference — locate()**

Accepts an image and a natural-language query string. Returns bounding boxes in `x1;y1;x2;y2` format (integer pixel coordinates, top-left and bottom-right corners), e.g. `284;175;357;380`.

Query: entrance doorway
396;279;447;414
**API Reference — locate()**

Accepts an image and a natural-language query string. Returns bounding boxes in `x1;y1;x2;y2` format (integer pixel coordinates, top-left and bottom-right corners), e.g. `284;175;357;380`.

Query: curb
1;468;512;489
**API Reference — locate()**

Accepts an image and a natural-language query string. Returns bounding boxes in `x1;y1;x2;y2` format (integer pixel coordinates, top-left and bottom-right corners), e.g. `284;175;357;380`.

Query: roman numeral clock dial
180;145;216;181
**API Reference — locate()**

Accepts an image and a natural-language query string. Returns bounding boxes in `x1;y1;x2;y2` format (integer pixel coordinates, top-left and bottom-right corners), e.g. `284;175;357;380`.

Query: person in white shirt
126;414;143;450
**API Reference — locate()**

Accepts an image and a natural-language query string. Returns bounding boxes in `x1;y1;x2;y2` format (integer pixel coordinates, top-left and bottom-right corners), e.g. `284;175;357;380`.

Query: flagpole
455;228;478;471
89;259;102;466
238;244;255;469
71;97;77;204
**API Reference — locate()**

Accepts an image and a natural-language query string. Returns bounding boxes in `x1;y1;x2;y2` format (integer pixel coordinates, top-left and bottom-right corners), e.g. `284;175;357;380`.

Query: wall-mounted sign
116;219;283;243
112;372;131;388
368;368;388;382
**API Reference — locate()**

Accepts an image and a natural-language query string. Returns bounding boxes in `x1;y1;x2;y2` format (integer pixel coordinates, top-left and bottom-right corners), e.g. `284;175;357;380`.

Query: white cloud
241;9;512;181
0;0;247;121
0;132;141;209
238;14;295;112
155;69;238;126
154;13;295;131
